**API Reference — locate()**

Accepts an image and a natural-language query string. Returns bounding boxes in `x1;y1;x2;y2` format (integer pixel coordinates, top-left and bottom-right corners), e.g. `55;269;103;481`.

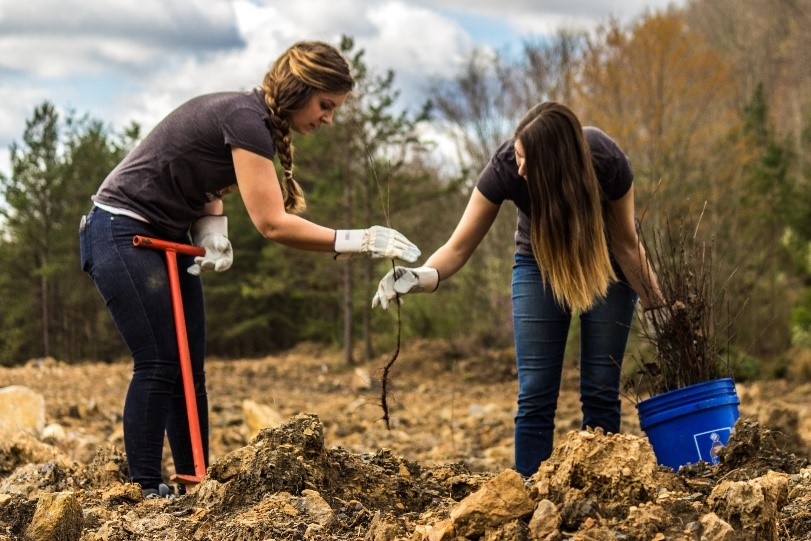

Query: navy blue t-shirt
93;88;276;237
476;127;633;256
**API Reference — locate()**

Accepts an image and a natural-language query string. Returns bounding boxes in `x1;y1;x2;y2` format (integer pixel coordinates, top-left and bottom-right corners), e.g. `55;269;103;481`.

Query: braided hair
261;41;354;213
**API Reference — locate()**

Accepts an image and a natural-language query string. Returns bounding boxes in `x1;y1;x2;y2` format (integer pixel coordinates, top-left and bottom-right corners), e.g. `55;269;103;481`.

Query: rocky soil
0;338;810;540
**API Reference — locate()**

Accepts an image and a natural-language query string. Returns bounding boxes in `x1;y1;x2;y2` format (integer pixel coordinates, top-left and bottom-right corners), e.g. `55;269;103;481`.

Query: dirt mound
0;412;809;540
1;342;811;539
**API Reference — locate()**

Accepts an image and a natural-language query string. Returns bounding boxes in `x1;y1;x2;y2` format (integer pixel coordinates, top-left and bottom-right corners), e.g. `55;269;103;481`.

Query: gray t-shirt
476;127;633;256
93;88;275;237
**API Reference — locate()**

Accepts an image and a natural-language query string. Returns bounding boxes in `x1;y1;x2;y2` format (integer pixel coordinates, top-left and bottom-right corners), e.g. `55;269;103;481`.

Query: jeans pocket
79;217;93;273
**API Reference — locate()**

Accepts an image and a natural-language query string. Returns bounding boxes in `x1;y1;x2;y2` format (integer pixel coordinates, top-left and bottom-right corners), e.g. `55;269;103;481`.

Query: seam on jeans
105;213;163;360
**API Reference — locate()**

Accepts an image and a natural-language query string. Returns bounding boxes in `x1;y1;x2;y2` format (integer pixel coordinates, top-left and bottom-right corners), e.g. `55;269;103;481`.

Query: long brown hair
515;102;616;312
261;41;354;213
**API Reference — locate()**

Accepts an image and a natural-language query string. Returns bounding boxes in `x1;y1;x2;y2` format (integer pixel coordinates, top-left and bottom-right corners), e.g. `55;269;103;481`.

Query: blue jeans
511;253;637;476
79;206;208;489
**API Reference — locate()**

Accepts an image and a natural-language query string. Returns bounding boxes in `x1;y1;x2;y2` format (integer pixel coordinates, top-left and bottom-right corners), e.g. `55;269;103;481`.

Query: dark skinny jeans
79;206;209;490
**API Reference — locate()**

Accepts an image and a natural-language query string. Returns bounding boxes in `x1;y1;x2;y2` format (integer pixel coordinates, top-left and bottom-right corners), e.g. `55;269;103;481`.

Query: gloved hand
372;266;439;310
187;215;233;276
334;226;421;262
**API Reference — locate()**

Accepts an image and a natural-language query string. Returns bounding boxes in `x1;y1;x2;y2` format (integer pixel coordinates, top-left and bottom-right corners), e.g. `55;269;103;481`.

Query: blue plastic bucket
636;378;740;470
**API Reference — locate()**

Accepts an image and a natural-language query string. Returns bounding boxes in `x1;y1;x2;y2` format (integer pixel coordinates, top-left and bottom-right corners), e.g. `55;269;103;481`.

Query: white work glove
334;226;421;262
372;266;439;310
187;215;233;276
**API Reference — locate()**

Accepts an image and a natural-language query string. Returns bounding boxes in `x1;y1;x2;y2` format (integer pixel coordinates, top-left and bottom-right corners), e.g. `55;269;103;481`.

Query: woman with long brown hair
80;41;420;497
373;101;664;476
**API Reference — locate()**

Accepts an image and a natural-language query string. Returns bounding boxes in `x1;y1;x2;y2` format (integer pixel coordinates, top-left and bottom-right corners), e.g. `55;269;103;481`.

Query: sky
0;0;685;179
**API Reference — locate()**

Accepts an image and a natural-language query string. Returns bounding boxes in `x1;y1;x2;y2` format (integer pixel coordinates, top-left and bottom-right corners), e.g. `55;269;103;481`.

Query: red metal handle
132;235;205;257
132;234;207;482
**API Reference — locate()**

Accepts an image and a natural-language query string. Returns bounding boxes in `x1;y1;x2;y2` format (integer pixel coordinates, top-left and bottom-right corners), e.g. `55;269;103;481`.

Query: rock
527;499;560;540
101;483;142;504
365;510;400;541
0;386;46;434
699;512;735;541
298;489;334;526
707;471;789;541
40;424;65;443
0;461;74;499
446;469;535;539
426;520;458;541
0;432;62;477
530;428;679;521
24;491;82;541
241;399;286;440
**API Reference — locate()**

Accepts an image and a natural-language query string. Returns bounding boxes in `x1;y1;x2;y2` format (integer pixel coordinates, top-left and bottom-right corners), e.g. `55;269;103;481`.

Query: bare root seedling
366;143;401;430
628;207;742;399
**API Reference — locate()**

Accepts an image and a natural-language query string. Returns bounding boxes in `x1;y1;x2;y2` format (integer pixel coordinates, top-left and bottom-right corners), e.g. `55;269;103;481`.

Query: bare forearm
424;243;471;282
614;243;666;310
424;188;500;282
256;213;337;252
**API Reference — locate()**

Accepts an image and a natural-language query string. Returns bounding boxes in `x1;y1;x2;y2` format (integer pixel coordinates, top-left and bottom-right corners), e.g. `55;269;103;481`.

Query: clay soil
1;338;811;540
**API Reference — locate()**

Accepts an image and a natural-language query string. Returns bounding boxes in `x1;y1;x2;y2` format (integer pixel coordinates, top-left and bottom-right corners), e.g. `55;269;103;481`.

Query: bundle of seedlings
628;207;738;398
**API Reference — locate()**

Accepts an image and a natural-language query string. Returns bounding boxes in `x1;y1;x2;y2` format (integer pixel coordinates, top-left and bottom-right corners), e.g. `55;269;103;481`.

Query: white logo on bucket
693;427;732;464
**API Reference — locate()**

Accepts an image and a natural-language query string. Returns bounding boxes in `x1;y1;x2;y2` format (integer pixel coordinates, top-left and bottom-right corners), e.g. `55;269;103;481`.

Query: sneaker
143;483;175;500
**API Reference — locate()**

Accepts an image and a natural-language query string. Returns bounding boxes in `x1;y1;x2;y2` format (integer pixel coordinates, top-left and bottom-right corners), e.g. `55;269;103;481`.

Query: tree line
1;2;809;373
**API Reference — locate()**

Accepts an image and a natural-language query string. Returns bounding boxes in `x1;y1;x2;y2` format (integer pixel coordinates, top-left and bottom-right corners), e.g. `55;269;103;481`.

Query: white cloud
119;2;295;135
0;0;243;80
358;2;473;106
246;0;378;40
119;0;474;137
363;2;472;75
1;36;176;78
0;0;242;48
0;82;54;151
0;0;246;168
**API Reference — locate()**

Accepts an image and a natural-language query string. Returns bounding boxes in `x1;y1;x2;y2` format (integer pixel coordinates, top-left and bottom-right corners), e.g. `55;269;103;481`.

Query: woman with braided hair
80;41;420;498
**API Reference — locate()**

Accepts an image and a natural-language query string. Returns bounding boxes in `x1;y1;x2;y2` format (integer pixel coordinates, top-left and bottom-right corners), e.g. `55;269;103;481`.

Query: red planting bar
132;235;207;485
